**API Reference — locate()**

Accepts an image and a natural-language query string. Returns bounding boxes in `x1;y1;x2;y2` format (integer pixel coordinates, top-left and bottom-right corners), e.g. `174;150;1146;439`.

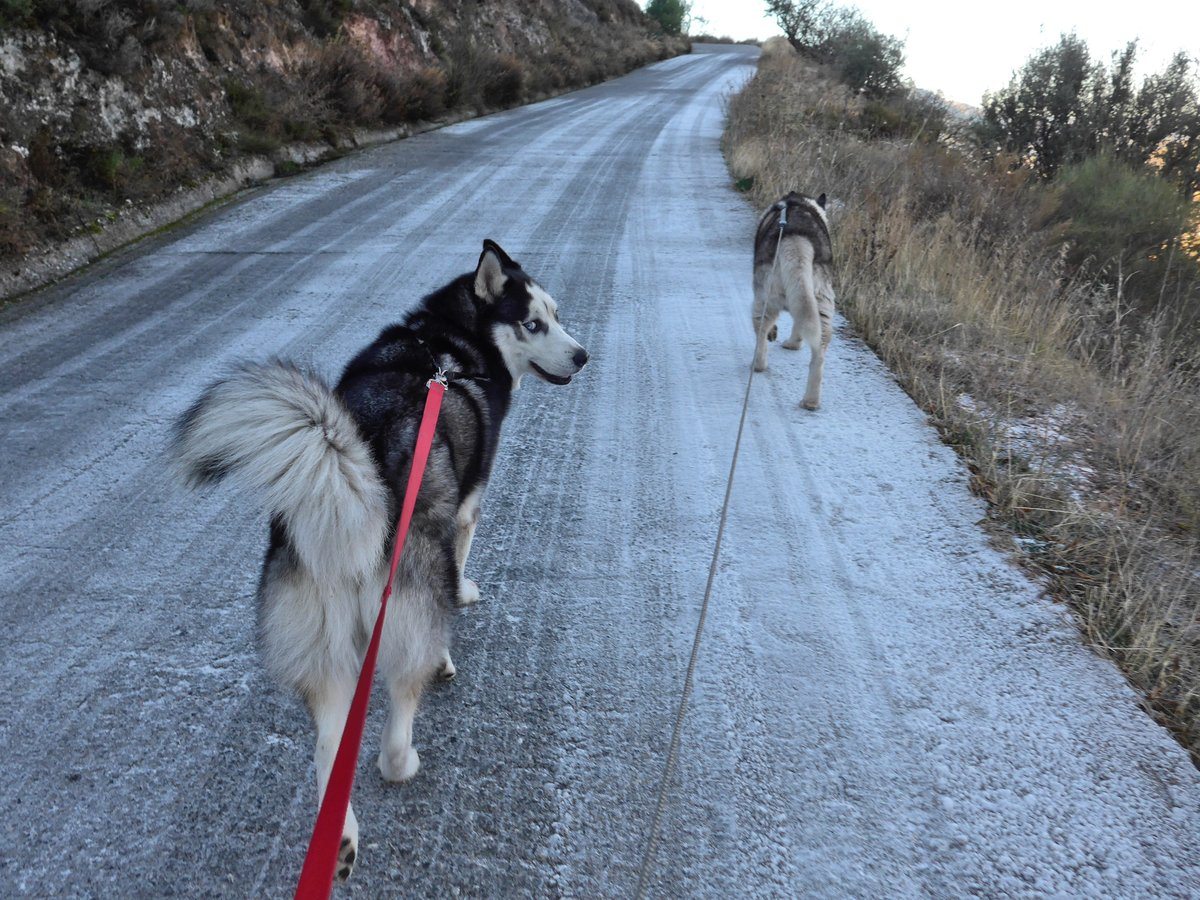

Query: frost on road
1;45;1198;898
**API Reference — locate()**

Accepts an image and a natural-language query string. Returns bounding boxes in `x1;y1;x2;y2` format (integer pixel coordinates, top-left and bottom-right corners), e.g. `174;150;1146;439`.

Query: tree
818;7;904;99
644;0;690;36
765;0;905;99
765;0;826;51
1131;52;1200;199
980;34;1100;179
981;35;1200;192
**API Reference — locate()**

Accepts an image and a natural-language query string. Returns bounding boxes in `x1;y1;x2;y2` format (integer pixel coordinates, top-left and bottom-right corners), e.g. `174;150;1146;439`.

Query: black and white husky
173;240;587;879
751;191;835;410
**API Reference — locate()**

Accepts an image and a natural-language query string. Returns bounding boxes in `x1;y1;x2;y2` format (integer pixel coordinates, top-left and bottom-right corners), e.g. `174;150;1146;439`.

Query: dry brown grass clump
725;50;1200;763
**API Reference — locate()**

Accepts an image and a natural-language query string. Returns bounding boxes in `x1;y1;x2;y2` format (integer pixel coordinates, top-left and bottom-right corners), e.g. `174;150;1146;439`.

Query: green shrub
857;90;946;141
302;0;351;38
236;130;282;155
1055;155;1191;278
820;7;904;98
766;1;905;98
645;0;690;35
0;0;33;29
224;79;276;135
85;145;144;196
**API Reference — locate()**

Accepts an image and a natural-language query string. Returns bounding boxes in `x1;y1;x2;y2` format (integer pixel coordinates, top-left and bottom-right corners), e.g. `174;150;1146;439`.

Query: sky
684;0;1200;106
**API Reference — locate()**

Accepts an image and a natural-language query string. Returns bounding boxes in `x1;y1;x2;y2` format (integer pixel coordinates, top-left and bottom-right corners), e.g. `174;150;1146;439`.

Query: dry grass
725;51;1200;763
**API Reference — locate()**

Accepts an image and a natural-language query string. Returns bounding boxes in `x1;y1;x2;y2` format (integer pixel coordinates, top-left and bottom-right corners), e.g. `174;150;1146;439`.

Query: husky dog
173;240;587;880
751;191;835;410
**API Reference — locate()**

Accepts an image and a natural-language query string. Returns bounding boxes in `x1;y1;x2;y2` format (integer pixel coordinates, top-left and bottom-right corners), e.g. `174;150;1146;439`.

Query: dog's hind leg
800;328;827;410
781;244;830;410
752;292;780;373
309;678;361;881
378;676;423;782
781;240;816;353
800;290;834;411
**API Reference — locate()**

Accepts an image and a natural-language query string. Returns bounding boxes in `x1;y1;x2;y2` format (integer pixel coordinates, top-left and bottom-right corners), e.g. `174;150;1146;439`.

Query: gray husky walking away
173;240;587;880
752;191;835;410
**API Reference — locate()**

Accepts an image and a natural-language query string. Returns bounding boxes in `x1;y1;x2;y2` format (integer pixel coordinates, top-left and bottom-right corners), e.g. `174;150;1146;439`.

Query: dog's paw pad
767;325;778;342
337;836;356;880
458;578;481;606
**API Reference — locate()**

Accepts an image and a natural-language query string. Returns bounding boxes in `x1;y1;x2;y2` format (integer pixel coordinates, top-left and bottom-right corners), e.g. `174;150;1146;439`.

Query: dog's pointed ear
474;240;511;301
817;192;827;209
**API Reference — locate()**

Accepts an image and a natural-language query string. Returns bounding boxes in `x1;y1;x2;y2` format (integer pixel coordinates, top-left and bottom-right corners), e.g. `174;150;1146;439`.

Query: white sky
685;1;1200;106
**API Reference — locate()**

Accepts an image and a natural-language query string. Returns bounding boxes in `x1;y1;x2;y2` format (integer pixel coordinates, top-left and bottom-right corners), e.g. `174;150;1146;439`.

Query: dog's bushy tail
173;360;388;587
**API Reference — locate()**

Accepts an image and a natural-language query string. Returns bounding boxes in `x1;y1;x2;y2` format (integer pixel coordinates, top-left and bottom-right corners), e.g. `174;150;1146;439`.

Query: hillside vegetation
726;30;1200;762
0;0;686;287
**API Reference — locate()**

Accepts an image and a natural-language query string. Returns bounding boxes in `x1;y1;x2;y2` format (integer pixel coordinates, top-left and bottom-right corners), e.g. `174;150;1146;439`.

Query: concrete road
2;45;1198;898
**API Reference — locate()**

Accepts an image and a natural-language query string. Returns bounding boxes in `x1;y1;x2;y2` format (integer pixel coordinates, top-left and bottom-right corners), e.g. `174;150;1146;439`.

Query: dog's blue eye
523;321;540;334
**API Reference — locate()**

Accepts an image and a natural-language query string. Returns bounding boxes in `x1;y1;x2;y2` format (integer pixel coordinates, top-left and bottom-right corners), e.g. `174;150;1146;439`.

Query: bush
27;127;62;186
645;0;690;35
0;0;33;29
395;67;448;122
302;0;351;37
482;54;526;108
310;44;389;124
767;1;905;98
224;78;276;135
85;144;144;195
444;36;529;110
819;7;904;99
1053;155;1194;316
857;90;947;141
1056;156;1190;270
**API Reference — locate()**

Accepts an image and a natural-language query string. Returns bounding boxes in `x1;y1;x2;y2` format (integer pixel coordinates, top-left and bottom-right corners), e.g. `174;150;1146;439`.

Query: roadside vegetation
0;0;687;265
728;4;1200;763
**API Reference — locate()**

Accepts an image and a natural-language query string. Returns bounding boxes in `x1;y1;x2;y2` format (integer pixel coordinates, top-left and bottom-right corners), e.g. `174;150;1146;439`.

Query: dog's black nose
573;348;589;368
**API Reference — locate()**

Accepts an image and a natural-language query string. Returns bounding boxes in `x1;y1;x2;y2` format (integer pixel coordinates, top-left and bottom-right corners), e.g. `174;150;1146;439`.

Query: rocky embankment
0;0;686;299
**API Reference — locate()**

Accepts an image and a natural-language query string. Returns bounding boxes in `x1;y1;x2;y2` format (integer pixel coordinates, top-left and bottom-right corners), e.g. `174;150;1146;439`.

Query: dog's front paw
800;397;820;411
337;834;357;881
781;339;802;350
436;652;457;682
378;746;421;783
458;578;481;606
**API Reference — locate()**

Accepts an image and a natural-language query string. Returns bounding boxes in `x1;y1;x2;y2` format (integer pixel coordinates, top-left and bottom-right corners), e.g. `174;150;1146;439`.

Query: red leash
294;377;447;899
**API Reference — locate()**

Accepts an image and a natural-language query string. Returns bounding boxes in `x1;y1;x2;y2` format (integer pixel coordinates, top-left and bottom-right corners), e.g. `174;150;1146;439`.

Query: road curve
1;45;1198;897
